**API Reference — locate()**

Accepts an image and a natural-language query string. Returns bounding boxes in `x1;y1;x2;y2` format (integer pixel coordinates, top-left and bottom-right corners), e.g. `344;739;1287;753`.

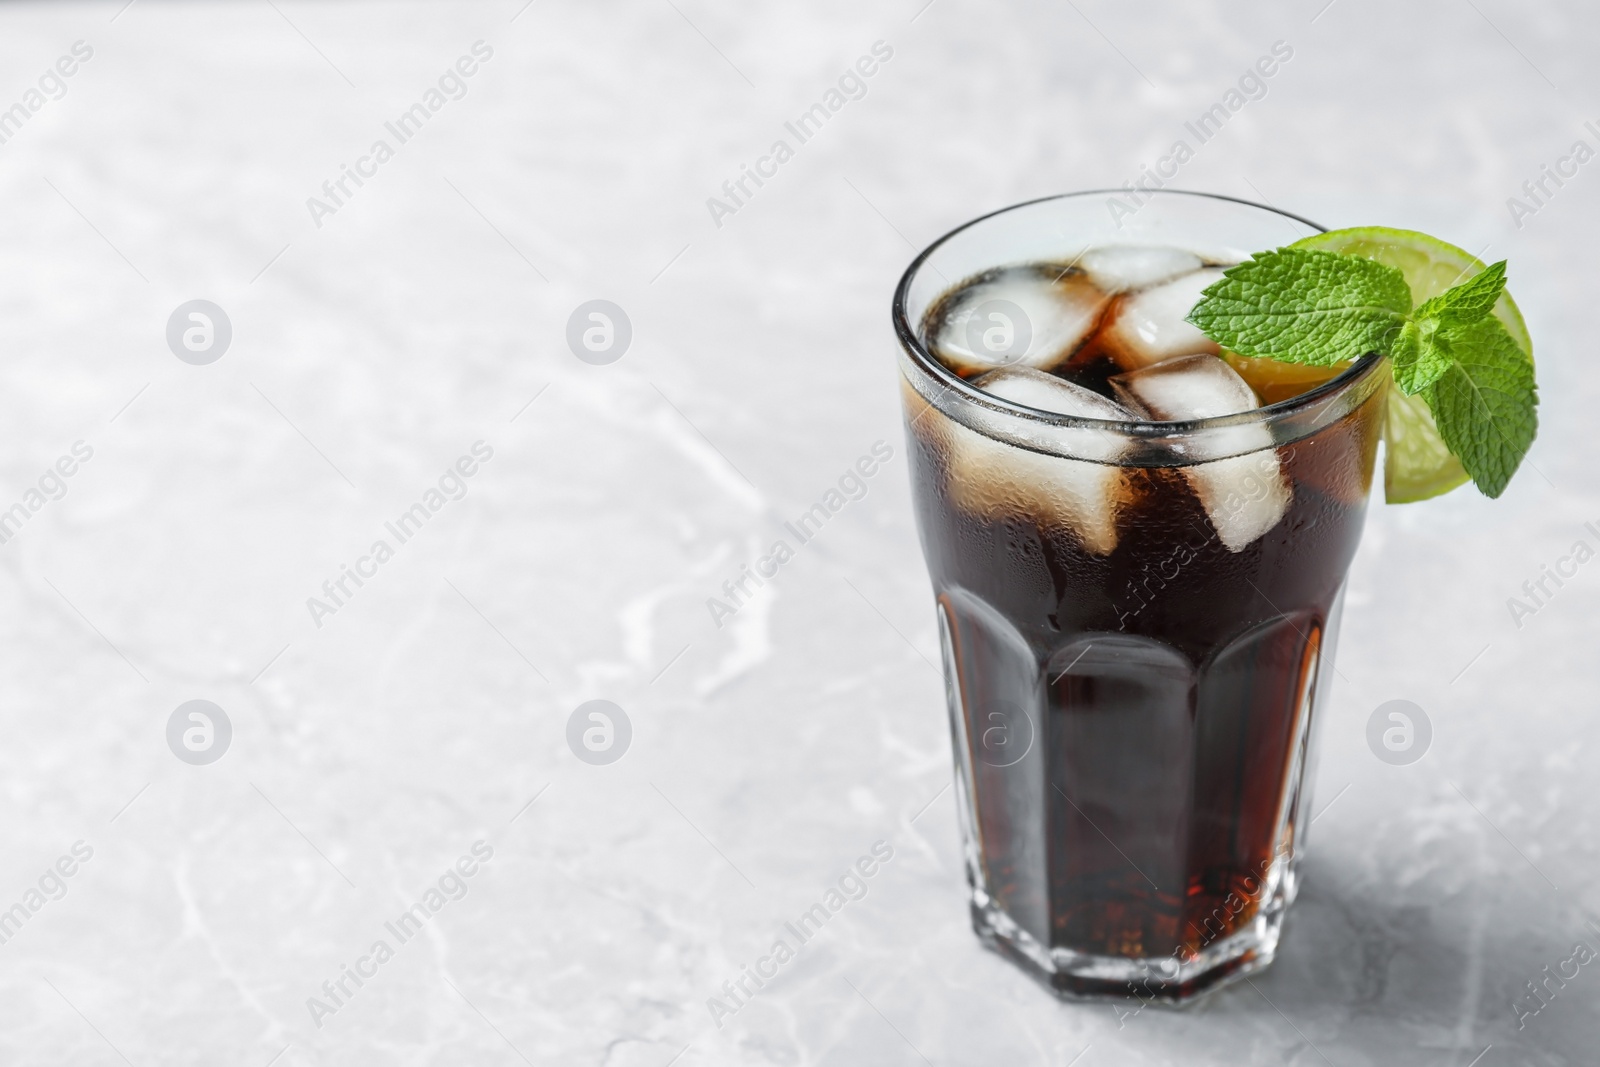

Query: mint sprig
1184;248;1410;367
1427;317;1537;499
1186;247;1537;498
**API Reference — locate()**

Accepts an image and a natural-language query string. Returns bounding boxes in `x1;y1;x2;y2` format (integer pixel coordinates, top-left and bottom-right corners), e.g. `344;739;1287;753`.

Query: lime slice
1291;227;1533;502
1382;387;1470;502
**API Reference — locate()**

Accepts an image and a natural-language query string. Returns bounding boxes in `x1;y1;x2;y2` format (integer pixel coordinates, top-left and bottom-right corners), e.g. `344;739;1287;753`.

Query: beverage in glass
893;191;1385;1000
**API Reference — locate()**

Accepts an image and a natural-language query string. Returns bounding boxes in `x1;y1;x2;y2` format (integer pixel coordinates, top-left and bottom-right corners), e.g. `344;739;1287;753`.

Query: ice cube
1101;267;1225;369
1109;351;1259;420
1110;355;1290;552
930;266;1109;375
977;365;1133;436
943;367;1133;555
1078;245;1204;294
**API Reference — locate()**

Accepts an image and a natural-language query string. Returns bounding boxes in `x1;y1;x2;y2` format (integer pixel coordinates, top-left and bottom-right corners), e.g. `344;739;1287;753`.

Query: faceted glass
893;191;1386;1001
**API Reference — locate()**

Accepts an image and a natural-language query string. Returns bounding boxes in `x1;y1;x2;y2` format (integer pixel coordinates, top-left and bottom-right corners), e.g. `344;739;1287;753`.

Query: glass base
966;866;1298;1004
935;586;1337;1007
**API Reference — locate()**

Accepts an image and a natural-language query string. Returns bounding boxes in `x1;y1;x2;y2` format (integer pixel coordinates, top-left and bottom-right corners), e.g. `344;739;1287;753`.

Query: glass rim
891;188;1385;437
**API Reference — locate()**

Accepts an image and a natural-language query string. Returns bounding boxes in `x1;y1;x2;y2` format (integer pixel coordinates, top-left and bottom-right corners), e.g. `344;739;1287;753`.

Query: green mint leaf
1397;260;1512;395
1423;315;1538;498
1414;259;1507;328
1391;319;1453;395
1186;247;1412;366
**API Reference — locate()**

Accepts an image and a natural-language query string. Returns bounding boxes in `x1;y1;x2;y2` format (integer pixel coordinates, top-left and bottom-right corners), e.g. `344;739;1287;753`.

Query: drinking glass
893;190;1385;1001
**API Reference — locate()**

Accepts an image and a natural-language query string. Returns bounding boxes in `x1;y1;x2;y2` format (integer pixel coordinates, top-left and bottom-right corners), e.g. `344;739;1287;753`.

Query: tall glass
893;191;1385;1001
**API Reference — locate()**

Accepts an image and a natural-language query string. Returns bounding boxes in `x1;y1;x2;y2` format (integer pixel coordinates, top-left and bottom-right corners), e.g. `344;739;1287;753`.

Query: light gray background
0;0;1594;1064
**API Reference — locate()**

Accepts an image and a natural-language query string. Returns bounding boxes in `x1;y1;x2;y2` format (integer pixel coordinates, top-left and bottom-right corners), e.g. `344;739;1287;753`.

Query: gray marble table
0;0;1594;1063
